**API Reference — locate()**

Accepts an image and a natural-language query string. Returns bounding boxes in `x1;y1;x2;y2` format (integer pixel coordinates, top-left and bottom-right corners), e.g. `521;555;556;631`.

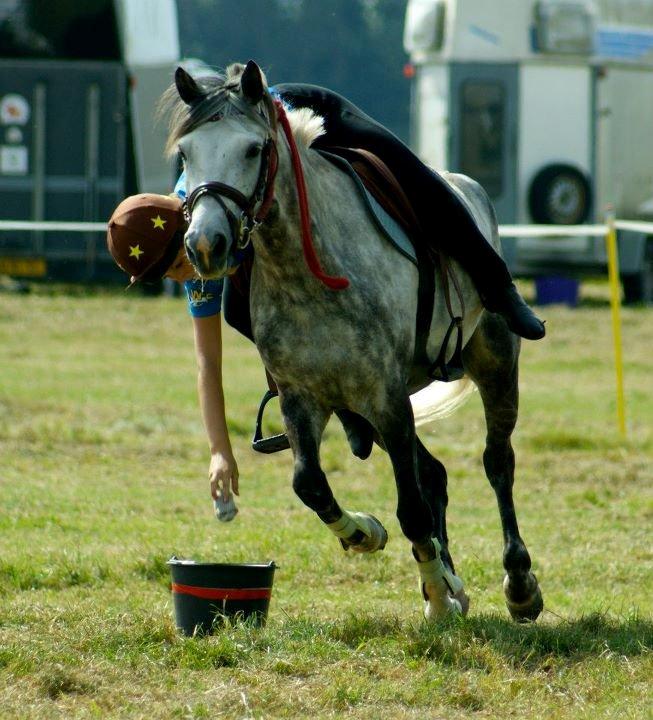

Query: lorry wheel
528;164;591;225
622;237;653;305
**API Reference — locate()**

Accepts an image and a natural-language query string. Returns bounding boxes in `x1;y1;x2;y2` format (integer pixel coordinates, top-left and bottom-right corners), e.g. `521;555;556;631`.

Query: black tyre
528;164;592;225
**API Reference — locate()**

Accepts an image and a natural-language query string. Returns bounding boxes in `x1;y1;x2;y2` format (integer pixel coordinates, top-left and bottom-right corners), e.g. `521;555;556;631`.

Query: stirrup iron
252;389;290;454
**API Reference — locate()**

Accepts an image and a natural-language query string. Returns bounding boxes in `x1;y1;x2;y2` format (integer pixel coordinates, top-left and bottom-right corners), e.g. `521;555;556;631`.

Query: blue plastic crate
535;276;579;307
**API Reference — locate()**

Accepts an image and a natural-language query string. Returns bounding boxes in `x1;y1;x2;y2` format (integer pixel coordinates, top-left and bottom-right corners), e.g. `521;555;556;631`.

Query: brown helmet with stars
107;193;186;285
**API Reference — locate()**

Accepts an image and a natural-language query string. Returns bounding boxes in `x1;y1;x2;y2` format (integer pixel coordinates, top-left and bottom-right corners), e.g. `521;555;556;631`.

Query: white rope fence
0;220;106;232
498;223;607;237
2;219;651;235
499;220;653;237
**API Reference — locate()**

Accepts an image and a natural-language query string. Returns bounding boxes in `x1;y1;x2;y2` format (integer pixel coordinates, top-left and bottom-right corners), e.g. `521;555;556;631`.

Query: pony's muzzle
184;229;228;277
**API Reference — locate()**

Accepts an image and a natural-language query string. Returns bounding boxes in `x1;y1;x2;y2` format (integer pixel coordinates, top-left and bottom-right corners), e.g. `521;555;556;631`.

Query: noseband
184;136;278;250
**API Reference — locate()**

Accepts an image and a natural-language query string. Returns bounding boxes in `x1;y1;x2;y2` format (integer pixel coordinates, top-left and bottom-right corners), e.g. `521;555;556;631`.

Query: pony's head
162;61;276;278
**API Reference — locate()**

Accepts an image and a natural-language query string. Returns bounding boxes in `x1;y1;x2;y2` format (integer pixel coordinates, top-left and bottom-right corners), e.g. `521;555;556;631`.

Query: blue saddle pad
317;150;418;267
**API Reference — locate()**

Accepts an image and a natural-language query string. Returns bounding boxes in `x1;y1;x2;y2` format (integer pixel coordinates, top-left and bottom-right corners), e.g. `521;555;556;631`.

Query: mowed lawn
0;282;651;719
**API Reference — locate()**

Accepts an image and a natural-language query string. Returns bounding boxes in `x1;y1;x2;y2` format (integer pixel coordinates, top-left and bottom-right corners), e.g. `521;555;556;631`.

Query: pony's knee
292;466;334;514
396;501;434;544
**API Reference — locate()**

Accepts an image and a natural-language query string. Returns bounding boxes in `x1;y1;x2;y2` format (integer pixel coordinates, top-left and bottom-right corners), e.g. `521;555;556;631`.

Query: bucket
168;557;276;636
535;275;580;307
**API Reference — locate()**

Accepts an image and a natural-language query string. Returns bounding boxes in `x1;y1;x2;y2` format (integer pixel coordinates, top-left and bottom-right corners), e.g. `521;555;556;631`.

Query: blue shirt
183;278;223;317
174;172;187;200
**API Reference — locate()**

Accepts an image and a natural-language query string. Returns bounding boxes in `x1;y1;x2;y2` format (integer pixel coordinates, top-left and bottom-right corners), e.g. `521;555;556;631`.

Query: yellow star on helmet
129;244;144;260
151;214;167;230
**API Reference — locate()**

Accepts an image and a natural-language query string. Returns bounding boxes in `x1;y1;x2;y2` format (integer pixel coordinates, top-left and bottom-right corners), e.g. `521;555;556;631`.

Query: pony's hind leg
416;438;469;615
376;394;463;620
280;391;387;553
462;314;543;622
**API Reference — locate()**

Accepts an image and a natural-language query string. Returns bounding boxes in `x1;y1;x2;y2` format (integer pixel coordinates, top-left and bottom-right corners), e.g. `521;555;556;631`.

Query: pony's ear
241;60;264;105
175;67;204;105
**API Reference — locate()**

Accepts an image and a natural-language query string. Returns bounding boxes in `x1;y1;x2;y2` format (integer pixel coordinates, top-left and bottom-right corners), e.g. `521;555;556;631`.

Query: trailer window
535;1;595;55
459;81;505;199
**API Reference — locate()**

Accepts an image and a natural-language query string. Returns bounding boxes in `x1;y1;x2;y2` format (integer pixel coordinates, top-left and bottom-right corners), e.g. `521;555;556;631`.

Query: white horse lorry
404;0;653;302
0;0;179;282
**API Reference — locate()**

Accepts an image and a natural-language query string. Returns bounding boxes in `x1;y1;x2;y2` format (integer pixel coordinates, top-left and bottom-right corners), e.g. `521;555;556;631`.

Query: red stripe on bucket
171;582;271;601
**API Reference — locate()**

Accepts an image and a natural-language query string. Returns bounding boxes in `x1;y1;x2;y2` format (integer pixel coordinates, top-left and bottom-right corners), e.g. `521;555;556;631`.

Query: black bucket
167;557;276;636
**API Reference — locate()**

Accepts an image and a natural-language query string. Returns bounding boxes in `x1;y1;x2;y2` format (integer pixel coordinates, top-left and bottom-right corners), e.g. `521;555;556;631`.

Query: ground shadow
317;611;652;671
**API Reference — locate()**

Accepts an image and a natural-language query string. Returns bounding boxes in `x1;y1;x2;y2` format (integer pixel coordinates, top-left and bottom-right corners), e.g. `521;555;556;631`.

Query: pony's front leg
377;396;464;620
280;391;387;553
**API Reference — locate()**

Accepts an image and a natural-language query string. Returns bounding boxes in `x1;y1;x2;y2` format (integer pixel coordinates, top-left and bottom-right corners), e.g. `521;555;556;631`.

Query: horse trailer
404;0;653;301
0;0;179;282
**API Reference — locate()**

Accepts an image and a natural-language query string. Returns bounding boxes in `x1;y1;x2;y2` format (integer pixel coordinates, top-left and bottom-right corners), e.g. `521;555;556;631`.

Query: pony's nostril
184;237;197;266
212;233;227;260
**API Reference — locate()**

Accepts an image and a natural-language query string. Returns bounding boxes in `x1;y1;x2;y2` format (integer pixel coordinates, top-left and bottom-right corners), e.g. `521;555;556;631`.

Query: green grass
0;281;651;718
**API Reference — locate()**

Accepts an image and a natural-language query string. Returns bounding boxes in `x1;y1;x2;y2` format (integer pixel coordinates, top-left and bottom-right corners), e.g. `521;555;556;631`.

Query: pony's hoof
340;512;388;553
416;552;467;621
503;574;544;622
422;583;463;621
454;587;470;616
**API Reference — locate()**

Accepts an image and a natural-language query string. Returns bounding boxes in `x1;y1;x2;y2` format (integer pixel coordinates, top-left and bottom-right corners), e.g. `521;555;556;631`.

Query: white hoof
416;549;466;621
327;511;388;553
423;584;463;621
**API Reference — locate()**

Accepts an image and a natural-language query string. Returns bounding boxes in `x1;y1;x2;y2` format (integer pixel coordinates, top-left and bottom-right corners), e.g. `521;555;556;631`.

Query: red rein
273;99;349;291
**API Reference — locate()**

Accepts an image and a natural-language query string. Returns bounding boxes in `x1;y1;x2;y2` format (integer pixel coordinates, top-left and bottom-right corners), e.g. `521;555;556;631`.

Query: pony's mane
285;107;325;147
159;63;324;155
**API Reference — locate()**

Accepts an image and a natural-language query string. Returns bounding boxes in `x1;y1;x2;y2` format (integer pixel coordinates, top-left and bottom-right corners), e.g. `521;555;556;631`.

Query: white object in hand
214;495;238;522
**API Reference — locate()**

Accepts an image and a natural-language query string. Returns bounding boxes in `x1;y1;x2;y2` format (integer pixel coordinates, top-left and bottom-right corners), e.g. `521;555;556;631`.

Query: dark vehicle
0;0;178;282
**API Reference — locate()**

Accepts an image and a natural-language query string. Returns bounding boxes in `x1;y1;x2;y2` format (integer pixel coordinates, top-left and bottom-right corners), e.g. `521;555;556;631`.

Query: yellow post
605;212;627;437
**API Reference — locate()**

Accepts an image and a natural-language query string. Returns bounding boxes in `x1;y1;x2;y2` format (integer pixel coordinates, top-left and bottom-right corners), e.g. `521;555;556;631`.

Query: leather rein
184;98;348;290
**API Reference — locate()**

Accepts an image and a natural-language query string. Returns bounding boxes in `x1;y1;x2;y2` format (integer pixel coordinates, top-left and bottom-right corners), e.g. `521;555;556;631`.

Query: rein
185;95;349;291
273;99;349;291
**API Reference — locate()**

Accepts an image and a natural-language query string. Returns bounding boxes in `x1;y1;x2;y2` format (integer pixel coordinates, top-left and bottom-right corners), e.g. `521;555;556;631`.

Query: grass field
0;281;651;719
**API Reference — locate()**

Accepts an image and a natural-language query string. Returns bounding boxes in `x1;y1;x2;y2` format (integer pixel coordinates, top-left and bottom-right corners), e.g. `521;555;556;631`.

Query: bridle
184;134;278;252
183;95;349;290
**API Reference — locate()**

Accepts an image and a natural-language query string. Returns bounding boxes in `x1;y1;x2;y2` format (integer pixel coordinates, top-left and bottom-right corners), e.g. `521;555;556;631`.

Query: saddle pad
317;150;417;266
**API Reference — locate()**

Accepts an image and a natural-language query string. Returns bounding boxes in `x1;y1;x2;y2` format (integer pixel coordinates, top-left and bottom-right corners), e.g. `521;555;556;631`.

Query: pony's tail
410;377;477;427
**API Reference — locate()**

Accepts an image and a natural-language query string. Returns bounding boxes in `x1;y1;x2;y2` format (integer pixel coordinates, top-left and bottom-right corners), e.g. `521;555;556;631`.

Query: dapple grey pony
162;61;543;622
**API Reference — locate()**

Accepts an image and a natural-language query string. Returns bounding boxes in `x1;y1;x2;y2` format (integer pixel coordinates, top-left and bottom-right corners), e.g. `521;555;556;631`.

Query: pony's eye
246;143;262;159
